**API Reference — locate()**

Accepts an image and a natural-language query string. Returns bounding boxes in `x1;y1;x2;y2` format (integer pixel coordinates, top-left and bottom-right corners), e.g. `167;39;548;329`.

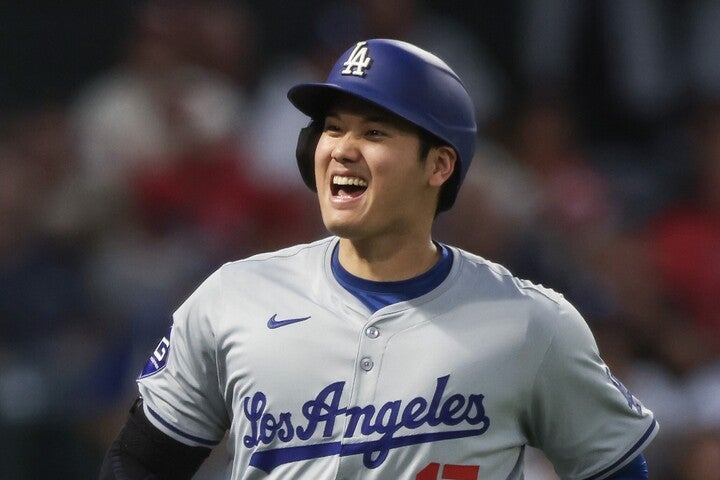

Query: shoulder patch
606;366;643;415
138;326;172;379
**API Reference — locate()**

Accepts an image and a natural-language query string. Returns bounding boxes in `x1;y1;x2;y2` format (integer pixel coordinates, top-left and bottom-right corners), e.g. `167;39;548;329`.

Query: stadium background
1;1;719;478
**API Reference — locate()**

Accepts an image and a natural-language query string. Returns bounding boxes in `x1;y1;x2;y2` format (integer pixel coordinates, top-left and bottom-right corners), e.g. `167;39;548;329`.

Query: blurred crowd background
1;1;720;478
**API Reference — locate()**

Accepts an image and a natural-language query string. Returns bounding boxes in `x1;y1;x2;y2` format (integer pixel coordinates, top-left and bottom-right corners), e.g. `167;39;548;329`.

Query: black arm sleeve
99;398;212;480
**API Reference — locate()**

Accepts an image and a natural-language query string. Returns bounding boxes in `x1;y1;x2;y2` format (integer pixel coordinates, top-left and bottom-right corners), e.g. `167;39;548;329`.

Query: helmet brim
289;82;388;122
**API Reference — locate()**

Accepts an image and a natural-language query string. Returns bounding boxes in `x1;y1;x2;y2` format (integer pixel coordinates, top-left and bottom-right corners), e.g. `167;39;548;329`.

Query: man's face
314;99;436;242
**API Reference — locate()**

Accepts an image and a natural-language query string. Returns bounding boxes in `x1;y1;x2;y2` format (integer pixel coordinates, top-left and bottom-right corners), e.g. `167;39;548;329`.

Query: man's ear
427;145;457;188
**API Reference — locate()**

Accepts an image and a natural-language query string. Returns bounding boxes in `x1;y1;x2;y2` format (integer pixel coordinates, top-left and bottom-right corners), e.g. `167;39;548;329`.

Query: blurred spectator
70;0;246;205
647;100;720;354
131;135;318;260
495;97;623;321
0;105;92;347
71;1;186;194
511;98;619;237
0;105;114;478
69;0;261;345
174;0;261;90
518;0;680;137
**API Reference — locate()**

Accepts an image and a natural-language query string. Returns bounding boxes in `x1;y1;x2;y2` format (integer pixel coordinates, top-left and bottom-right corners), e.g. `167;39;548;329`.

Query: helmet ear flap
295;120;323;192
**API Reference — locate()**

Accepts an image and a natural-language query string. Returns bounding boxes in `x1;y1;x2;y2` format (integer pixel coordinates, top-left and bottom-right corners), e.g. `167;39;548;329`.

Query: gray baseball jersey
137;236;657;480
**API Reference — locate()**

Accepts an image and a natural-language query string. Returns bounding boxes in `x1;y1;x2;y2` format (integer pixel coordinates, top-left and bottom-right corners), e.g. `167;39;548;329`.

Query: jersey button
365;326;380;339
360;356;374;371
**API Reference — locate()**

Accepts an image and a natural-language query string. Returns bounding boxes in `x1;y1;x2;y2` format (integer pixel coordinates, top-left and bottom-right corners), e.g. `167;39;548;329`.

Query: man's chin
321;209;360;235
324;222;363;240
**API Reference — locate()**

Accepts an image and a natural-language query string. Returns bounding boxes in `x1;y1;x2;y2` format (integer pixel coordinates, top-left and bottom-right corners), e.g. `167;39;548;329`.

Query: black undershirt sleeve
99;398;212;480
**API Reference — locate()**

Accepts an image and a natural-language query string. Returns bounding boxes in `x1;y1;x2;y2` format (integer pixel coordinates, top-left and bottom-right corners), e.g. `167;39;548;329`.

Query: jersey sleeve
137;268;229;447
525;297;658;480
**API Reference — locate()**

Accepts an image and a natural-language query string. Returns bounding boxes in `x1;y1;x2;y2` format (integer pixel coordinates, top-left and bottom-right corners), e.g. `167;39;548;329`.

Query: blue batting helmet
287;38;477;212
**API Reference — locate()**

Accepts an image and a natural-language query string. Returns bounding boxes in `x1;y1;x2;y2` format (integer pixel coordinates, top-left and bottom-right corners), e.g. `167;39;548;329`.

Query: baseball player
100;39;657;479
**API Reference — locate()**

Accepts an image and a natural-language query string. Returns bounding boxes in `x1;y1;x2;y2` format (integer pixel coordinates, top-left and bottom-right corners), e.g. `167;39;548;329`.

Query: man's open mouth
331;175;368;198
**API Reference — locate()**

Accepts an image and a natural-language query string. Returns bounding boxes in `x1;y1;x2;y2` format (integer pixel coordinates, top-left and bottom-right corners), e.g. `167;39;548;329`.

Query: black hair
417;129;460;215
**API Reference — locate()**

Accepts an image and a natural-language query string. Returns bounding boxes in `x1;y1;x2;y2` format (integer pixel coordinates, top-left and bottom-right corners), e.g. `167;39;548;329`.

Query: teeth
333;176;367;187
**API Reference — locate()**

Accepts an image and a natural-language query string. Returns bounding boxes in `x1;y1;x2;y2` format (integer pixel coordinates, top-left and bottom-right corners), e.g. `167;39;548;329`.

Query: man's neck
337;235;440;282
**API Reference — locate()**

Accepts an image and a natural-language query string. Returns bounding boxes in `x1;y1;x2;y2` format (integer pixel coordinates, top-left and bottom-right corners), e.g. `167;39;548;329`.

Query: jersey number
416;463;480;480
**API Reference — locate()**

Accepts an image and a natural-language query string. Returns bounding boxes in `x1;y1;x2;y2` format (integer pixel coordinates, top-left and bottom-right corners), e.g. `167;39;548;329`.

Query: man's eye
366;129;385;137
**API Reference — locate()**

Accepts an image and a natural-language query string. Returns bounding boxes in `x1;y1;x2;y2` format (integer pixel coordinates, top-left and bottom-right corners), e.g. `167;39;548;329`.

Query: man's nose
331;132;362;163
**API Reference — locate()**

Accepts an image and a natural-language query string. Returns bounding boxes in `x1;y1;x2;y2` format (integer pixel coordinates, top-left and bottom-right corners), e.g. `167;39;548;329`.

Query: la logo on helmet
341;41;373;77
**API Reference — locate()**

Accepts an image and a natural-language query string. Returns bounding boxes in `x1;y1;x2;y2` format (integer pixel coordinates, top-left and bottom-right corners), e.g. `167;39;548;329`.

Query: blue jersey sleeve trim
604;454;648;479
584;419;657;480
146;405;221;447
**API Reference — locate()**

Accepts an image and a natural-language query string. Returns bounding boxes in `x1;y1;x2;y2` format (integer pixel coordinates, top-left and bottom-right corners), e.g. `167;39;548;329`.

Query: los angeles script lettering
242;375;490;470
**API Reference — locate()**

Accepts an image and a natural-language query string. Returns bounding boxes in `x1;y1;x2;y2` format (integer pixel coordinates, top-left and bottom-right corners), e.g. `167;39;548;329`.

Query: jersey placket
333;312;392;479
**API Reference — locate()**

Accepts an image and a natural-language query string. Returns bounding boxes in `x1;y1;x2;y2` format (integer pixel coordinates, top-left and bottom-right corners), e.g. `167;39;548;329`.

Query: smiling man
313;98;454;281
100;39;657;480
